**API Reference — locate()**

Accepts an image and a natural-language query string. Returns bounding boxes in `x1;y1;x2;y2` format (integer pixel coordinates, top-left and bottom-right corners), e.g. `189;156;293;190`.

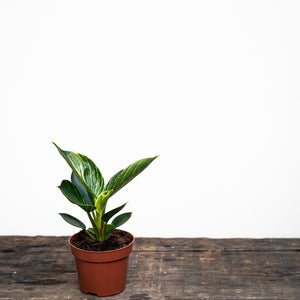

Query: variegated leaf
95;189;113;215
53;143;104;197
105;156;158;196
58;180;95;212
71;172;94;205
105;169;123;190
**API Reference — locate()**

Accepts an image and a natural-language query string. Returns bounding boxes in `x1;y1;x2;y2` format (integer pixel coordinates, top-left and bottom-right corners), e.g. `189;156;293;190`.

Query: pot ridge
68;230;135;262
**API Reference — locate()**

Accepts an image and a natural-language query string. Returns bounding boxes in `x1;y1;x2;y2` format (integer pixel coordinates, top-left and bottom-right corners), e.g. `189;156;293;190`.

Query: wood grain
0;236;299;299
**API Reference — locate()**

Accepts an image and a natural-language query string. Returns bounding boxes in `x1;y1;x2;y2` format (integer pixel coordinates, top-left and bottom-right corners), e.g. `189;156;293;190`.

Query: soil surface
71;229;133;251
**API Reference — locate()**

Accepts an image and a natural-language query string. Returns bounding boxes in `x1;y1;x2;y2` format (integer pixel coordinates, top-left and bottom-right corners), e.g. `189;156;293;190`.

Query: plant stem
87;212;101;240
100;221;105;241
85;230;96;240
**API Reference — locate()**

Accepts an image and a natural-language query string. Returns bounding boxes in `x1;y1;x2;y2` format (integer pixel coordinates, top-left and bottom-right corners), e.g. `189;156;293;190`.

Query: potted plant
53;142;158;296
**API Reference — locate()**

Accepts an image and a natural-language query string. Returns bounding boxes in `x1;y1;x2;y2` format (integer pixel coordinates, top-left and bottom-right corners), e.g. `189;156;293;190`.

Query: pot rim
68;229;135;254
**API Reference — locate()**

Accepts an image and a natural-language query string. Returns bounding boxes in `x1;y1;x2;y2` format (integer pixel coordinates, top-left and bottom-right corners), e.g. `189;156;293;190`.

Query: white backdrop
0;0;299;237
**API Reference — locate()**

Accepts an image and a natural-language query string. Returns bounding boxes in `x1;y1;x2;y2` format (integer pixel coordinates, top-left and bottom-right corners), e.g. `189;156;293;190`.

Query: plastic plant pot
68;231;135;297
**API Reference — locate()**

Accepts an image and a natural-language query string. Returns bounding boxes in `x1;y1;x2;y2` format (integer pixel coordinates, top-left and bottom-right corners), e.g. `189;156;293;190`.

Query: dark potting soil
71;229;133;251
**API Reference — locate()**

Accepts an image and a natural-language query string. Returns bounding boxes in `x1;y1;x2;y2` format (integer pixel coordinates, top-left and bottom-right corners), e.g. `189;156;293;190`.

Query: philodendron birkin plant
53;142;158;242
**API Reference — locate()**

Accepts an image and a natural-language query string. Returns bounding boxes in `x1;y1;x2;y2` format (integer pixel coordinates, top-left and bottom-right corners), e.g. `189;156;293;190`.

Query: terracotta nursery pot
68;231;135;297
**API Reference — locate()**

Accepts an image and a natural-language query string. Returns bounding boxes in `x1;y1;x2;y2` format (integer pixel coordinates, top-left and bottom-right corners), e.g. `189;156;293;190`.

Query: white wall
0;0;299;238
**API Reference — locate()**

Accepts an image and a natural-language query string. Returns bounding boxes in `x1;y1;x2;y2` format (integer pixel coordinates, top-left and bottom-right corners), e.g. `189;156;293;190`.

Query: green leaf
103;224;115;240
58;180;95;212
102;203;127;223
105;156;158;196
53;142;104;198
111;212;132;228
71;172;94;205
59;213;86;229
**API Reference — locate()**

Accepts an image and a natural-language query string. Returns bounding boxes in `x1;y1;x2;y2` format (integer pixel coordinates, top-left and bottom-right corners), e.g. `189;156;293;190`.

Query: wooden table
0;236;299;299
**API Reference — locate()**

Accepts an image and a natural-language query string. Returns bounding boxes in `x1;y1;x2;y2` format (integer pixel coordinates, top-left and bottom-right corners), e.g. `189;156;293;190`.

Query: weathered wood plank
0;236;299;299
134;237;300;251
